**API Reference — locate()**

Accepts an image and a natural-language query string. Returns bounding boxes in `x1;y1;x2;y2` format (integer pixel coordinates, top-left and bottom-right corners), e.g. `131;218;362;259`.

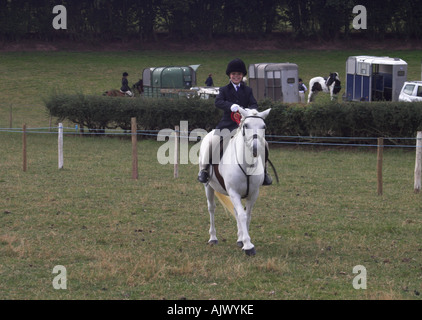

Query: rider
197;58;272;186
120;72;134;97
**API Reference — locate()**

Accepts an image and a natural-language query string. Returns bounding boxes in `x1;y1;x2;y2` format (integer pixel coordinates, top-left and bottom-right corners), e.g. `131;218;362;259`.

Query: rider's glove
230;104;240;112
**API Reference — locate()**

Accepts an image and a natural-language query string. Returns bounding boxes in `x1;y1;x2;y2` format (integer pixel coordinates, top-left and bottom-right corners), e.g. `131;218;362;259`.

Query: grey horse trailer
248;63;299;103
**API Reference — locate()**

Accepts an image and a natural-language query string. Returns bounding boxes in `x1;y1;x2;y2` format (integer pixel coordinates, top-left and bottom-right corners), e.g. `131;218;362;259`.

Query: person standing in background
205;73;214;86
298;78;307;103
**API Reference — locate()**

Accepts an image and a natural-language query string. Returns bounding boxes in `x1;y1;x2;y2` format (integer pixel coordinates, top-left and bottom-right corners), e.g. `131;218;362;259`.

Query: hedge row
261;100;422;139
45;94;422;140
45;94;222;132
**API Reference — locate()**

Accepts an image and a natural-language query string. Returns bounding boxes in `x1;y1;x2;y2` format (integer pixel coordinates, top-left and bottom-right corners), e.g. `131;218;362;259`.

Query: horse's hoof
208;240;218;245
244;247;256;256
236;241;243;248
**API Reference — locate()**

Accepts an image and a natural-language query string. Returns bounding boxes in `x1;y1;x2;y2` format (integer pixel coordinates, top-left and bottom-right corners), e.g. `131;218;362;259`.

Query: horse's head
330;72;341;94
326;72;338;86
238;107;271;157
133;79;144;93
326;72;340;90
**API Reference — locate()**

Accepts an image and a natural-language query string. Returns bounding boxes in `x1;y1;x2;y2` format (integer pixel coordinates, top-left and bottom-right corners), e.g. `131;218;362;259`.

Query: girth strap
213;164;227;192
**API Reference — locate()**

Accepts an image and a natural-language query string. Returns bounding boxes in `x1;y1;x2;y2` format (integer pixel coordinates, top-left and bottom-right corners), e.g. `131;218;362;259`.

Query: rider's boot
198;134;219;184
198;165;210;183
263;167;272;186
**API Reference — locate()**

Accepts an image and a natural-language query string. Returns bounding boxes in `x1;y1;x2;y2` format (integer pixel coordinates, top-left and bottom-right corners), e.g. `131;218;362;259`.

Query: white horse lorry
345;55;408;102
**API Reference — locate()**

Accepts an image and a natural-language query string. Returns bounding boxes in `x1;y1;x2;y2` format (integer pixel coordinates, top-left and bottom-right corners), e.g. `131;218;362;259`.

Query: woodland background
1;0;422;42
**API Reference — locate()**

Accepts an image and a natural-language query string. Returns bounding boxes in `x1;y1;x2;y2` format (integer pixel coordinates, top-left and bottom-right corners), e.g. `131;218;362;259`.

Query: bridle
241;115;266;155
236;114;267;198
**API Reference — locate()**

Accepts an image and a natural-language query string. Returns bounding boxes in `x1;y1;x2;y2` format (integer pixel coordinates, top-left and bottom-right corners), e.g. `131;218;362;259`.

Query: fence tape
1;126;420;148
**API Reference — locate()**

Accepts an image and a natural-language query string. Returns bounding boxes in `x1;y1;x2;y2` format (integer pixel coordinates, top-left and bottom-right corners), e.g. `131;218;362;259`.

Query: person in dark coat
214;59;258;132
198;58;272;185
205;74;214;86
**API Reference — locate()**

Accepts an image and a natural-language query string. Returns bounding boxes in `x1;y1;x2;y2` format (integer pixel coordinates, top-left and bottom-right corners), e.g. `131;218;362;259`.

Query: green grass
0;132;421;300
1;48;422;300
1;49;421;128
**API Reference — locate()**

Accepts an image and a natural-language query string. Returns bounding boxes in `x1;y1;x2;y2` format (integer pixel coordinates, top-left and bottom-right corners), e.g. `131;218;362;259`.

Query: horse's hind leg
205;185;218;245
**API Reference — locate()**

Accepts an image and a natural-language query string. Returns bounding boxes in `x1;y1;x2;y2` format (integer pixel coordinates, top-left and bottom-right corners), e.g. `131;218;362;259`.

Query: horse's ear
238;107;248;118
259;108;271;119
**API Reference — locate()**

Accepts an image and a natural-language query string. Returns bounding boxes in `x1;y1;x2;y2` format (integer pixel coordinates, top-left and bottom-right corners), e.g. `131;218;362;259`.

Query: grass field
1;132;421;300
1;48;421;128
1;48;422;300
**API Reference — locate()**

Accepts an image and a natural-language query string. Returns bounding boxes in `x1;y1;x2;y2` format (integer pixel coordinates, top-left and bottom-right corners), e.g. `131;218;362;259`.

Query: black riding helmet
226;58;247;76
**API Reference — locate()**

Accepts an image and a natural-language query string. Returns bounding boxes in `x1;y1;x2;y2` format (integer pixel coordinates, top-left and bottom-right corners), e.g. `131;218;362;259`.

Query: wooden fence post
414;131;422;193
22;123;27;172
58;123;64;169
131;117;138;180
377;137;383;196
174;125;179;178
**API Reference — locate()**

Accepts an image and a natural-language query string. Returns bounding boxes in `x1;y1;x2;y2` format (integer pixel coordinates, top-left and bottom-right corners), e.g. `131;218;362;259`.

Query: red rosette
231;111;242;125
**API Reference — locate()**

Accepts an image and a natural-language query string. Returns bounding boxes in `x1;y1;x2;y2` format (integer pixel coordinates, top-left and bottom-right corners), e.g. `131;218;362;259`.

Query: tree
0;0;420;42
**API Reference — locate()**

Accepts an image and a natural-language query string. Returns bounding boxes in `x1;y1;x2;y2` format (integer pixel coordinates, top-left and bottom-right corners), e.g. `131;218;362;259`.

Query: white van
398;81;422;102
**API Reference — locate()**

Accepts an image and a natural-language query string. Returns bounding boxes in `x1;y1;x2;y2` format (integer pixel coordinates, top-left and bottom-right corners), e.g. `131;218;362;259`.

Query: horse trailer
345;56;407;102
248;63;299;103
142;65;199;98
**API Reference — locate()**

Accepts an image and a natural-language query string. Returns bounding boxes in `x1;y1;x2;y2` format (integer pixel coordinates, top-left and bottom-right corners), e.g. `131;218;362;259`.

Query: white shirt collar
231;81;241;90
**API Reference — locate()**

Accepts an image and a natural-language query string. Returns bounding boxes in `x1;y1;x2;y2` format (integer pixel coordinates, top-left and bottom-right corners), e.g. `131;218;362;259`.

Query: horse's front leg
205;185;218;245
236;192;258;247
245;194;257;231
330;86;335;101
235;207;243;248
230;193;255;255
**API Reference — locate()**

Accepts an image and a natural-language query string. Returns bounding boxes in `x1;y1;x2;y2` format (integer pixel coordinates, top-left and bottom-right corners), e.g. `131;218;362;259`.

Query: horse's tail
214;191;235;219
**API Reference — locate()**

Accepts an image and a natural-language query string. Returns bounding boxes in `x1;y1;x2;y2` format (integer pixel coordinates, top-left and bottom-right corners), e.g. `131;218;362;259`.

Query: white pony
199;107;271;256
307;72;341;103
